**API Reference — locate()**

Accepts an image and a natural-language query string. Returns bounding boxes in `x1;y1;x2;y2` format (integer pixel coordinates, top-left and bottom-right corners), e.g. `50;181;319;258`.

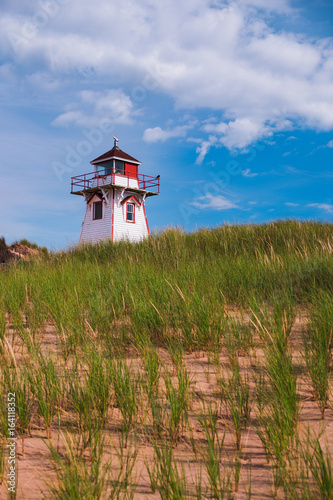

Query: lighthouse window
96;164;105;175
93;201;103;220
115;160;125;175
102;161;113;175
126;203;135;222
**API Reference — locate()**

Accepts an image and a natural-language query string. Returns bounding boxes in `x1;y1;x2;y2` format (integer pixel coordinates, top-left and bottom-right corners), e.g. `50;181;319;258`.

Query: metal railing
71;170;160;194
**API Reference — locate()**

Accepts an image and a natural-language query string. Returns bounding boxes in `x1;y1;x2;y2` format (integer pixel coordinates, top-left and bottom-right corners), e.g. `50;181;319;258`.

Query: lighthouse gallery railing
71;170;160;194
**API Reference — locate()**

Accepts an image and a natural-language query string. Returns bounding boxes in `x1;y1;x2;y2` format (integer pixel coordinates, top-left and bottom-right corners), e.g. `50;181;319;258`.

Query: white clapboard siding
91;175;112;188
79;187;149;245
114;175;139;190
79;193;113;244
113;190;148;242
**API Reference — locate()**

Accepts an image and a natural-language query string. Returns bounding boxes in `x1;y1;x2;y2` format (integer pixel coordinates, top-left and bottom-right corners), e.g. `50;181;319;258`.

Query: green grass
110;359;139;447
46;430;107;499
194;402;232;499
28;353;61;438
3;221;333;344
219;367;251;452
253;306;301;495
305;435;333;499
148;439;189;499
1;220;333;498
303;291;333;418
164;363;190;445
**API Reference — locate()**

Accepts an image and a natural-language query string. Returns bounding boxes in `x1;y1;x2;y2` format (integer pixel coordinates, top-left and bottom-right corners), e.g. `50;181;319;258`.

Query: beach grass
0;220;333;497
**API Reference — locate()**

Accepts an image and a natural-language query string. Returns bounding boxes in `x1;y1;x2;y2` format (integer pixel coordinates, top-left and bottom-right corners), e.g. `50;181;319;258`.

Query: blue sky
0;0;332;249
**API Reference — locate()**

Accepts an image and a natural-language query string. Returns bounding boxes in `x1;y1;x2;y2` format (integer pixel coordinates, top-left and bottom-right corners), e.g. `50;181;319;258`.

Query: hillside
0;221;333;498
0;237;14;264
0;237;47;264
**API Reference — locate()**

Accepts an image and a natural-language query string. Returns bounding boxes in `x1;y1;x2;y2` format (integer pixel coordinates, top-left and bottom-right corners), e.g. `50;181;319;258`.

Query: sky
0;0;332;249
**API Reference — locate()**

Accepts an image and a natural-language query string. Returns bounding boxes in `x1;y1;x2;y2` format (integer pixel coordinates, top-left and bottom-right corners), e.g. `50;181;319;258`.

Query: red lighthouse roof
90;145;141;165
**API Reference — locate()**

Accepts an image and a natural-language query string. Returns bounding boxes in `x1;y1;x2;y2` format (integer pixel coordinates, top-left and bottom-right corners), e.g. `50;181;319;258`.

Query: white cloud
326;140;333;148
0;0;333;156
52;89;135;127
143;123;195;143
201;116;292;153
195;136;218;164
26;71;61;91
191;193;239;211
242;168;258;177
285;202;299;207
307;203;333;213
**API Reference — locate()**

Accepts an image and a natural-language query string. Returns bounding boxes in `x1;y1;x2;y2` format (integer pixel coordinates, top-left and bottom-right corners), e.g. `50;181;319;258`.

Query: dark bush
0;237;14;264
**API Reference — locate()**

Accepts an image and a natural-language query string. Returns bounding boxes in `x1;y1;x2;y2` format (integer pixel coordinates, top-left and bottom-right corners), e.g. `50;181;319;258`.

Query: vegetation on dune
11;238;49;255
0;220;333;498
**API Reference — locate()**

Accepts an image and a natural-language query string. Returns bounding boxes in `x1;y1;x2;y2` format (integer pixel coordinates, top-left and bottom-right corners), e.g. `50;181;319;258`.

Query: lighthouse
71;137;160;244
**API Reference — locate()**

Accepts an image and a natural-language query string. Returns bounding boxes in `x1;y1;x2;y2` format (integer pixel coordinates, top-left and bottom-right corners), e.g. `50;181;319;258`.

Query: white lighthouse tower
71;137;160;244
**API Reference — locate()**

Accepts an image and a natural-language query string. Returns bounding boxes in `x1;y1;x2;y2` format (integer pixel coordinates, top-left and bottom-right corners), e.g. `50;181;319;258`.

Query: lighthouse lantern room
71;137;160;244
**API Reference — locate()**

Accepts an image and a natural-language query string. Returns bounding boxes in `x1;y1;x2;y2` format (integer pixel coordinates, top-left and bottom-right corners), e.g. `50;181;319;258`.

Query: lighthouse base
78;188;149;244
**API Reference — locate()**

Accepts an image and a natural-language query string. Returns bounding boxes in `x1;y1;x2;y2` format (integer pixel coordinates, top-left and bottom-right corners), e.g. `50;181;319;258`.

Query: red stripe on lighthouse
111;188;115;241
